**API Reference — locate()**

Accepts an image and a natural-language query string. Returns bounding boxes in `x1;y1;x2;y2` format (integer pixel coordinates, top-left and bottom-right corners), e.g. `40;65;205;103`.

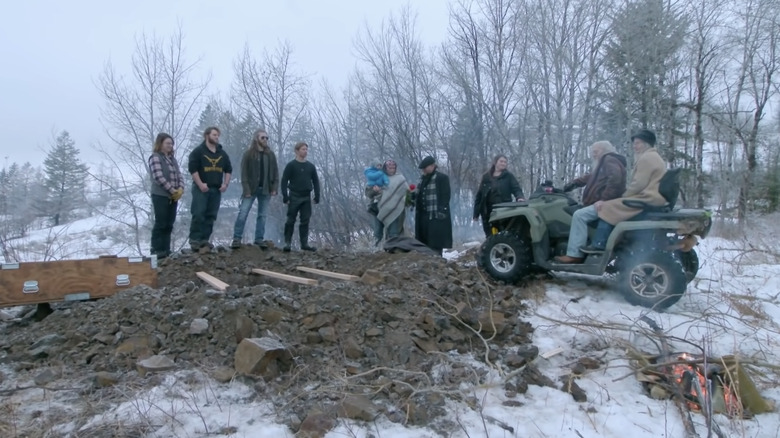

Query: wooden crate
0;255;158;308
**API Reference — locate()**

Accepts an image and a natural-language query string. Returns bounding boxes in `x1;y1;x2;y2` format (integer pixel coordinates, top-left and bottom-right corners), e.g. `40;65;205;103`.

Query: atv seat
622;168;681;215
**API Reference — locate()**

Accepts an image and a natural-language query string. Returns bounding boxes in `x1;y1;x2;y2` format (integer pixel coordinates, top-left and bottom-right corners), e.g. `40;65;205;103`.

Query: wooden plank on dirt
295;266;360;281
252;268;318;286
540;347;564;359
195;272;229;291
0;257;157;308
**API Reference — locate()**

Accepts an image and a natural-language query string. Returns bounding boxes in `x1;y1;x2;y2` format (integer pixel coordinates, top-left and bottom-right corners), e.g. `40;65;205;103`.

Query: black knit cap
418;156;436;169
631;129;656;146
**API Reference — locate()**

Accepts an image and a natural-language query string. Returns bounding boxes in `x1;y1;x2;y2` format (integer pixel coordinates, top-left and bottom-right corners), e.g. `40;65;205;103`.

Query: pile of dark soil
0;246;563;434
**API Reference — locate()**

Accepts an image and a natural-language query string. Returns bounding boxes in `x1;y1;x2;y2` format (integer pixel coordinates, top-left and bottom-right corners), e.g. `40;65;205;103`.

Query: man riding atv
555;140;627;263
479;130;711;310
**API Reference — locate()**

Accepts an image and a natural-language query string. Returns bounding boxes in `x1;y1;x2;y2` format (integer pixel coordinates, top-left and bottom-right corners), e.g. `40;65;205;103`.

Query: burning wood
636;353;744;418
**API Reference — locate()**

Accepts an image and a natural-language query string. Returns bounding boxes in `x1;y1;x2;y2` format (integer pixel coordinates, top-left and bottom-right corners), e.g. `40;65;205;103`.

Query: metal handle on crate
116;274;130;286
23;280;39;294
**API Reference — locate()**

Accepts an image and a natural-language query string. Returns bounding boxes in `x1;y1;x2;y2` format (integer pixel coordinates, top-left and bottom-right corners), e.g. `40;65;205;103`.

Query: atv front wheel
480;233;533;283
617;251;687;310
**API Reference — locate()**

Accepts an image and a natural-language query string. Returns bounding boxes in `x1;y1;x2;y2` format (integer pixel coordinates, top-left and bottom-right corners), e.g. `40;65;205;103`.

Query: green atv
478;170;712;309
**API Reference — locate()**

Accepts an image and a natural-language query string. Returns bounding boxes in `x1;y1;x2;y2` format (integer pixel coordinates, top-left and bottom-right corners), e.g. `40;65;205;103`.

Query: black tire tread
479;232;533;284
617;250;687;310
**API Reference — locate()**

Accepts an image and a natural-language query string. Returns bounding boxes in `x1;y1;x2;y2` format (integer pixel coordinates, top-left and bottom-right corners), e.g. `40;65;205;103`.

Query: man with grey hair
555;141;627;264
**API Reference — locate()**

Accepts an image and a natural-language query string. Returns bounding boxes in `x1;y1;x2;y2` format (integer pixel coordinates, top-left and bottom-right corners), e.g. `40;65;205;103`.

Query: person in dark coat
555;141;627;264
414;156;453;256
472;154;525;237
563;141;627;207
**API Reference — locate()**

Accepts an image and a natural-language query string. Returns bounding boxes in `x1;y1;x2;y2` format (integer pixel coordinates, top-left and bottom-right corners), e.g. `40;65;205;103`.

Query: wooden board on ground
295;266;360;281
540;347;564;359
196;272;229;291
252;268;318;286
0;256;158;308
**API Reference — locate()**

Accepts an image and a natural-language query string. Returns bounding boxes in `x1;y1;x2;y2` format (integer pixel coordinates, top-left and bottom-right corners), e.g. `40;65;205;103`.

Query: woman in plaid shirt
148;133;185;259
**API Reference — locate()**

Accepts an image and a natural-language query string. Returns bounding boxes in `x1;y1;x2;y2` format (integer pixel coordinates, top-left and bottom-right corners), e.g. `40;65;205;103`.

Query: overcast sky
0;0;450;168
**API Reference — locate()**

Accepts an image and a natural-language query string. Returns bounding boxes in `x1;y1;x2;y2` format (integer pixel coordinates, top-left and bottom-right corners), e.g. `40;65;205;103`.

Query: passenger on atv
556;130;664;263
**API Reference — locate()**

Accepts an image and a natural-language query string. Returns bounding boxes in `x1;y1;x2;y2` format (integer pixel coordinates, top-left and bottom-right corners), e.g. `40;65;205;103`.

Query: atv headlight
491;227;499;235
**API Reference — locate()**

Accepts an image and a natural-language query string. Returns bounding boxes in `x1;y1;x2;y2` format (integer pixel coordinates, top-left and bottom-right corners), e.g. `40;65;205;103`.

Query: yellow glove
170;188;184;203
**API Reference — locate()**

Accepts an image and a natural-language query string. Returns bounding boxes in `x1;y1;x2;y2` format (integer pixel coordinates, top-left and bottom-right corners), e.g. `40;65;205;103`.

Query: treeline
3;0;779;256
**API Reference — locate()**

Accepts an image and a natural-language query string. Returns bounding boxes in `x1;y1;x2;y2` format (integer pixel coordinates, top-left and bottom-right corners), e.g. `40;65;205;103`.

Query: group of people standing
149;126;666;261
364;156;453;256
148;127;319;259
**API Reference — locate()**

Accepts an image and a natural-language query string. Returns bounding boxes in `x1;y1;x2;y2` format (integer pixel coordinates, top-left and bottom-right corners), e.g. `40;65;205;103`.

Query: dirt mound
1;246;550;432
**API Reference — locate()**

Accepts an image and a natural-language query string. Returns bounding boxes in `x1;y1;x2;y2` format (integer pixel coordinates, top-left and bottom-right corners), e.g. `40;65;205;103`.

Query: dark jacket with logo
570;152;627;206
187;142;233;188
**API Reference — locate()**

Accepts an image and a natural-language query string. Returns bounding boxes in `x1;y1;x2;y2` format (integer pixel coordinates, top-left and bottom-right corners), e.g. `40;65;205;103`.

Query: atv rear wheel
480;233;533;283
617;251;687;310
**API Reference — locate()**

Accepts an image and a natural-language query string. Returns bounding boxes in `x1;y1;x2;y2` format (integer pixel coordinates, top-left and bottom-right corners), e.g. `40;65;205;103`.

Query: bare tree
232;41;309;149
352;6;442;167
723;0;780;223
524;0;614;184
679;0;727;208
95;25;209;255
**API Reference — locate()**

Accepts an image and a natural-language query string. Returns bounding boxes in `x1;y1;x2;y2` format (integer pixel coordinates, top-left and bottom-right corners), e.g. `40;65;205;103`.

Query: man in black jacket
414;156;453;256
188;126;232;251
280;142;320;252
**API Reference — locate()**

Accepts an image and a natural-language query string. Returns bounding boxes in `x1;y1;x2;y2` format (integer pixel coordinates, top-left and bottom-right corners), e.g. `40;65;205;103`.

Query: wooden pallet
0;255;158;308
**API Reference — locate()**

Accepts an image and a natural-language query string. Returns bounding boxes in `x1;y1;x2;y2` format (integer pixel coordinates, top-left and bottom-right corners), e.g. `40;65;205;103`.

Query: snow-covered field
2;214;779;438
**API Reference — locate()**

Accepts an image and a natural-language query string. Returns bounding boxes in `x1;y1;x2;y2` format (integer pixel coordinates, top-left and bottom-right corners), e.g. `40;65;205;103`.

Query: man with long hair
187;127;232;251
231;129;279;249
148;132;184;259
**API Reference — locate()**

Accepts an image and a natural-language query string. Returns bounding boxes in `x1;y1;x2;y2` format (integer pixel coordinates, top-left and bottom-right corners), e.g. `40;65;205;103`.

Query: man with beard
555;141;627;264
231;129;279;249
188;126;233;251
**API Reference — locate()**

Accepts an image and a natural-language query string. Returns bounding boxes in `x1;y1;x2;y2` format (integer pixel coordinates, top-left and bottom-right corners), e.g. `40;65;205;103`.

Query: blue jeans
189;186;221;245
232;188;271;242
566;205;599;257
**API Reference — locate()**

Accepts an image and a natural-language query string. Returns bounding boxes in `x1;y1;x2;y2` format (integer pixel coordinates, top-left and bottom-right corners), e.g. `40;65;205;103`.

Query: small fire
668;353;741;416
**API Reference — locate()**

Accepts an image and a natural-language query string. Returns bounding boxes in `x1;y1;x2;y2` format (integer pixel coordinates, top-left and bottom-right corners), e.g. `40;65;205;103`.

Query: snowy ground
2;215;779;437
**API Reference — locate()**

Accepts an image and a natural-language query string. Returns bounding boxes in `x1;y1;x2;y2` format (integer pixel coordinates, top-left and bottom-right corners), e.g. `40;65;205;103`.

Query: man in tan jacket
582;129;667;252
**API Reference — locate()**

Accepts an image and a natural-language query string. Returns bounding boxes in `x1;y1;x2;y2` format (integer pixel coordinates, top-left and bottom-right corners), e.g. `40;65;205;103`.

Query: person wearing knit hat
414;155;453;256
